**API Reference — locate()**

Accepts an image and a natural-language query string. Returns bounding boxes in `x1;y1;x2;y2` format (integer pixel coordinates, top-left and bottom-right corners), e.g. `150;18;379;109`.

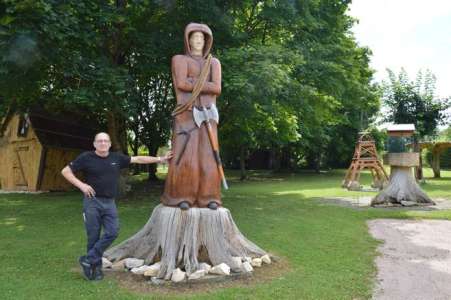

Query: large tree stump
104;204;267;280
371;166;434;206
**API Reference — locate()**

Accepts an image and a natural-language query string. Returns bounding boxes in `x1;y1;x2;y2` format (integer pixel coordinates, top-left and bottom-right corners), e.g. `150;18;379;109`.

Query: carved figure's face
189;31;205;53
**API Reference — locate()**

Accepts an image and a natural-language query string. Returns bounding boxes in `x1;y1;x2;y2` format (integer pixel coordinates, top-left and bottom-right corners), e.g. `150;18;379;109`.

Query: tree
290;0;380;171
382;69;450;178
1;0;381;177
219;45;301;179
1;1;129;150
383;69;448;138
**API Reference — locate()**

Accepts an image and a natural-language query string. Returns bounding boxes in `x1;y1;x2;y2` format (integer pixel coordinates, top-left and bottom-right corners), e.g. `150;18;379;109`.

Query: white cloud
349;0;451;99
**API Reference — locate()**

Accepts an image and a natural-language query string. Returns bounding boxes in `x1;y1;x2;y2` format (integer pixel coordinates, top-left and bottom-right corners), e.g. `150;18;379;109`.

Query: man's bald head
93;132;112;154
94;132;111;142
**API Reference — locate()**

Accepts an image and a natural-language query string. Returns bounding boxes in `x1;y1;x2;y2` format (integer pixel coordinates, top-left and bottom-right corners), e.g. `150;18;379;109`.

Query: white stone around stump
171;268;186;283
261;254;271;264
198;262;212;273
111;259;125;271
131;265;153;275
124;258;144;269
241;261;253;273
210;263;231;275
251;258;262;267
143;262;161;277
188;269;207;280
102;257;113;269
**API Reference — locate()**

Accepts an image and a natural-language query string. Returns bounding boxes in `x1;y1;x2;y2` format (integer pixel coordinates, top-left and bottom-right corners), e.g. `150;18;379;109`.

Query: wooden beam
36;147;47;190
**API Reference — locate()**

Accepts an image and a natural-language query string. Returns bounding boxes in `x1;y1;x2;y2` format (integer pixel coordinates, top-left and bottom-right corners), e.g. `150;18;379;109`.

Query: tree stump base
104;204;267;280
371;166;434;206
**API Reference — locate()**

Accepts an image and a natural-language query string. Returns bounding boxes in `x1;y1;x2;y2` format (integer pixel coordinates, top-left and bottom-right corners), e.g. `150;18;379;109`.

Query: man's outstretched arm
130;151;173;164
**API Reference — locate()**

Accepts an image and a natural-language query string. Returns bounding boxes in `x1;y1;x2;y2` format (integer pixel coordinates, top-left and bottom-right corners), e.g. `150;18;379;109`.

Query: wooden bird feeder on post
371;124;434;206
342;132;388;191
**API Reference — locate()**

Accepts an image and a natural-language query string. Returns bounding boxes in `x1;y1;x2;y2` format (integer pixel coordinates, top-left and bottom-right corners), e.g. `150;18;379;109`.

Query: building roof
418;141;451;150
387;124;416;132
29;110;99;150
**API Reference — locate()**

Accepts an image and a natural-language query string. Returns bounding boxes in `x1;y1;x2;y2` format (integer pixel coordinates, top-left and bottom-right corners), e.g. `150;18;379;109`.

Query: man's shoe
207;201;218;210
79;256;93;280
179;201;190;210
92;265;104;281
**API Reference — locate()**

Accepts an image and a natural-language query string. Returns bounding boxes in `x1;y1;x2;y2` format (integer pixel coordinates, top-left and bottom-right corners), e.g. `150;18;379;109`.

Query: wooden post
431;145;441;178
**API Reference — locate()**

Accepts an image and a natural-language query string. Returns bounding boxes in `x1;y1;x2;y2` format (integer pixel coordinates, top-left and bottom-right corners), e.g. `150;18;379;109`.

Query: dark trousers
82;197;119;266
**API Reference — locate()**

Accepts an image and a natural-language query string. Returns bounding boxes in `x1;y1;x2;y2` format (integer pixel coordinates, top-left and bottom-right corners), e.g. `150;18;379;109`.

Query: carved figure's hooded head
184;23;213;58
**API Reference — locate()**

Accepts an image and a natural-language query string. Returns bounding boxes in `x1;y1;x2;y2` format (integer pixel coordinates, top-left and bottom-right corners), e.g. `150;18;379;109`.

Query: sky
348;0;451;99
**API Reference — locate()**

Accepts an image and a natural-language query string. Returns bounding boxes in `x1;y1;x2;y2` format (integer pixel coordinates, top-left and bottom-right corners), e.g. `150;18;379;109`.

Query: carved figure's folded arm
172;55;194;92
202;59;222;95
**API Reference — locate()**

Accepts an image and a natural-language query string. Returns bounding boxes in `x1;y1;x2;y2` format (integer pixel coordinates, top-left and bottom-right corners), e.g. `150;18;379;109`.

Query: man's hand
61;166;95;198
160;151;173;163
80;183;96;198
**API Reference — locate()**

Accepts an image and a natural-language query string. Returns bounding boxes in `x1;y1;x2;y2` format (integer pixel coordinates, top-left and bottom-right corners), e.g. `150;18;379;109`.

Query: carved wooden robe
161;23;222;208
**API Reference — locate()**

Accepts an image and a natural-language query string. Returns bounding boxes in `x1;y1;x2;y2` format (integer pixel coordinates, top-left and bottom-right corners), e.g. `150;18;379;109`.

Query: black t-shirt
69;151;131;198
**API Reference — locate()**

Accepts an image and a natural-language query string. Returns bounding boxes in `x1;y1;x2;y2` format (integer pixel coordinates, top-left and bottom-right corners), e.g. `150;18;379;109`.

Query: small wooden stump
371;166;434;206
374;125;434;206
104;204;267;280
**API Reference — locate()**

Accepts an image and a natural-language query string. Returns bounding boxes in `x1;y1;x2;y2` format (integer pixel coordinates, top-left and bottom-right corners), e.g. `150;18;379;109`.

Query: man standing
61;132;172;281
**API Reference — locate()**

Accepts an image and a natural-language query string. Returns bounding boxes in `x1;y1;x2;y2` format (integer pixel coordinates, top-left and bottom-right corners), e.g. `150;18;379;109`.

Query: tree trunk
107;111;128;153
314;151;321;174
104;204;267;279
147;144;159;181
432;147;441;178
269;147;281;171
371;166;434;206
106;112;130;197
132;150;140;175
417;152;424;180
413;140;423;181
106;0;128;154
281;147;293;170
240;146;246;181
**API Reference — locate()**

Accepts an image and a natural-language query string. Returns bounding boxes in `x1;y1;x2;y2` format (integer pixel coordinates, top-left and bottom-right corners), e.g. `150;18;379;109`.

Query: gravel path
368;219;451;300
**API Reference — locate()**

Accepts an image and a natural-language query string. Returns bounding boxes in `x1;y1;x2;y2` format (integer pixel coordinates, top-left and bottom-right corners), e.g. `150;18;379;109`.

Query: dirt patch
105;256;290;296
368;219;451;300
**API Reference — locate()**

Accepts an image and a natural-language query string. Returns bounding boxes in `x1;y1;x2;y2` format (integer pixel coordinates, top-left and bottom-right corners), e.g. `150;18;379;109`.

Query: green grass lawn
1;168;450;300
